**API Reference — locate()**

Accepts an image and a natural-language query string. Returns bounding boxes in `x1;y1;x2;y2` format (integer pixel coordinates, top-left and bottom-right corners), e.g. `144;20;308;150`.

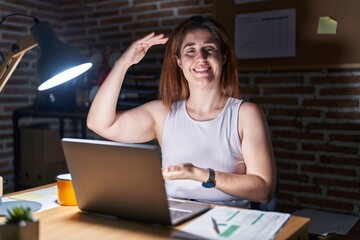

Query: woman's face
176;29;226;89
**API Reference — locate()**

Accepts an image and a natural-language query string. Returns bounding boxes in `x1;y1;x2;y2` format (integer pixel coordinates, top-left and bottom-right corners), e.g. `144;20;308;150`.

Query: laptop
61;138;211;225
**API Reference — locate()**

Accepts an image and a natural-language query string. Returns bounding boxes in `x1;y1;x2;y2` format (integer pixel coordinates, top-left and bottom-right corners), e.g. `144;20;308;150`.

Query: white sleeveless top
162;97;250;208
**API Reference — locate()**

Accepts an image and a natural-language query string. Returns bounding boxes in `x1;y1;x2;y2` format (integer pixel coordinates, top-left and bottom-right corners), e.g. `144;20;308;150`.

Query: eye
205;47;216;53
185;48;196;56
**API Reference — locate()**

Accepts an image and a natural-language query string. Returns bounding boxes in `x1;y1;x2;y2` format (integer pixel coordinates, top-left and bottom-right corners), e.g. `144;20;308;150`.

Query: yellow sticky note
317;16;337;34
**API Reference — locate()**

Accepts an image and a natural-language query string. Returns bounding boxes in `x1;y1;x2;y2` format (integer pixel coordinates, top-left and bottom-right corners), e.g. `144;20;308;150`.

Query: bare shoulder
138;99;169;123
239;101;266;119
142;100;168;115
141;100;169;143
238;101;268;135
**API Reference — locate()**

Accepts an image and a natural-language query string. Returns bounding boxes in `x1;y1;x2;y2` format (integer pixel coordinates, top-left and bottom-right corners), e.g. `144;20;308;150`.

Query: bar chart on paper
182;206;290;240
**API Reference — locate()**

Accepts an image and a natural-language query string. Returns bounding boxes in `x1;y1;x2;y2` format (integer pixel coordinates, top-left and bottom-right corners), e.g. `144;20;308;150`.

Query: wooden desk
5;185;310;240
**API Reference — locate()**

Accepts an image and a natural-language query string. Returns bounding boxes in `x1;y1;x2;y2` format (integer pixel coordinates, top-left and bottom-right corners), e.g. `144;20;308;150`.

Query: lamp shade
30;21;92;91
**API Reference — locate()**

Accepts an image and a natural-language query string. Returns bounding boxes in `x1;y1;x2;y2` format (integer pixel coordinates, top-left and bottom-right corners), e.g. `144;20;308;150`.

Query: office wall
0;0;358;216
241;71;360;216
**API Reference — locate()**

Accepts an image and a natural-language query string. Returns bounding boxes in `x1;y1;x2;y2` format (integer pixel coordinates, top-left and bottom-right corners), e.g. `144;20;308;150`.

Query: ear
222;54;227;65
175;54;182;68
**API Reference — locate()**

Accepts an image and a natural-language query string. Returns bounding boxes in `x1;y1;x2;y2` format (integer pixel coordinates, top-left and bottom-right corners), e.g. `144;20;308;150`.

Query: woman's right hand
119;32;168;68
87;32;168;143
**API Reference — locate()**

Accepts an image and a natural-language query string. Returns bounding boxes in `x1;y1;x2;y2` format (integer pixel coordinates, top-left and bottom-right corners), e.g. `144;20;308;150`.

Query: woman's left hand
162;163;196;180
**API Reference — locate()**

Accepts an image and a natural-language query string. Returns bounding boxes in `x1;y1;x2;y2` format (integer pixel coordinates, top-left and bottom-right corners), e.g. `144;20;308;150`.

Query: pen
211;217;220;234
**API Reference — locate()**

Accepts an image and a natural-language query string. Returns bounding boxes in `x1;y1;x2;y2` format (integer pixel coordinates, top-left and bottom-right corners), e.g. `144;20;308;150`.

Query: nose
196;49;209;61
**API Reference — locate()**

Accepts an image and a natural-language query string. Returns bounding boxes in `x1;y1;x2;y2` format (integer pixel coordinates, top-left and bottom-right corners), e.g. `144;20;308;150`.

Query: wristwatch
202;168;216;188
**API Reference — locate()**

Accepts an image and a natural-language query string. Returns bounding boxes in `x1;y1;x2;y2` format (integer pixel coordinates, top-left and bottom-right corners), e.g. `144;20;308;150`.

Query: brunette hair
159;15;241;109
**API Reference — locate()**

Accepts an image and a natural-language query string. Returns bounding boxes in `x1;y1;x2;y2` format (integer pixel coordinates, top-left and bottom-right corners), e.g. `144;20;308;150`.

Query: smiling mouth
193;67;211;73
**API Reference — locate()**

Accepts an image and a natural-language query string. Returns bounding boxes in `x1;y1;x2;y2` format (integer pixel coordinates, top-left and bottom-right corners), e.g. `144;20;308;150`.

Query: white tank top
162;97;250;207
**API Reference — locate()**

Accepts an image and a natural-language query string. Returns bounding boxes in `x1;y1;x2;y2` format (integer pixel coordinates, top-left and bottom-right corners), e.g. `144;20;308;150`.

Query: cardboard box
20;126;68;187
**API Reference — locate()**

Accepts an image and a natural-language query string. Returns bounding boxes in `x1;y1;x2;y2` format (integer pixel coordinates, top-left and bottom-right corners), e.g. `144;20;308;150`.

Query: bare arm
216;102;276;202
162;102;276;203
87;33;168;143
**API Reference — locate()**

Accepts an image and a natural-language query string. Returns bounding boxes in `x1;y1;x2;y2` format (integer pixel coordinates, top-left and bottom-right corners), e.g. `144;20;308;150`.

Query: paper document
294;208;359;236
182;206;290;240
235;8;296;59
3;186;58;212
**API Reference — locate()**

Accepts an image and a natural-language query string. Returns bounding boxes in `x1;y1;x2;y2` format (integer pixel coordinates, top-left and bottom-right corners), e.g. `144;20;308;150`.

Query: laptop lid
61;138;210;226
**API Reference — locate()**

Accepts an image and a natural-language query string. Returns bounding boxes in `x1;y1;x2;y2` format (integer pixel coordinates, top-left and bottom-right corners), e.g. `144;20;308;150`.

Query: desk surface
5;184;310;240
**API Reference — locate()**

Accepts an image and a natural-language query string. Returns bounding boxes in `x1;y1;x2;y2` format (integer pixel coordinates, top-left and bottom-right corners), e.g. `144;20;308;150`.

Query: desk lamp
0;14;92;215
0;13;93;93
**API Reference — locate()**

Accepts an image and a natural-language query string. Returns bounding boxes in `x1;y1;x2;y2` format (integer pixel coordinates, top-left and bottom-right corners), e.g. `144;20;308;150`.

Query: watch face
202;181;216;188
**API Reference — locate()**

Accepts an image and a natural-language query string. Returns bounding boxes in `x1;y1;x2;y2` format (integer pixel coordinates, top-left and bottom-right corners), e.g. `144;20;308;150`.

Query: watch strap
202;168;216;188
208;168;215;182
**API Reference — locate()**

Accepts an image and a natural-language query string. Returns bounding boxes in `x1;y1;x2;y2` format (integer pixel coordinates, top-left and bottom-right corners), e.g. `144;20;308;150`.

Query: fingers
162;163;195;180
162;165;179;180
121;32;167;66
137;32;168;47
142;32;156;40
150;33;169;45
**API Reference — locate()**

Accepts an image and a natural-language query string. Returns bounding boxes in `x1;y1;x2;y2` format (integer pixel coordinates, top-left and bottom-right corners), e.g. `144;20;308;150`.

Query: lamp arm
0;35;37;92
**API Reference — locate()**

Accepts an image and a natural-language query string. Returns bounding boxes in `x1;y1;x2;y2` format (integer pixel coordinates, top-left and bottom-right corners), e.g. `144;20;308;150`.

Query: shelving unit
118;72;159;109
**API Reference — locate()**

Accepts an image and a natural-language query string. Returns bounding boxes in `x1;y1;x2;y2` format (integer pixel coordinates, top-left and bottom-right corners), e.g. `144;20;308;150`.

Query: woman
87;16;276;208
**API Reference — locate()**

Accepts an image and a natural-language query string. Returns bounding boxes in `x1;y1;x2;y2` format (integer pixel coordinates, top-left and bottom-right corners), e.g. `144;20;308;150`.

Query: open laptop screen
61;138;210;225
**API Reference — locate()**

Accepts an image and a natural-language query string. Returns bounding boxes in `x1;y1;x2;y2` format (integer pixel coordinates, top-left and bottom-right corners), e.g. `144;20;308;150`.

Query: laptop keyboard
168;199;193;222
170;209;191;220
168;199;183;208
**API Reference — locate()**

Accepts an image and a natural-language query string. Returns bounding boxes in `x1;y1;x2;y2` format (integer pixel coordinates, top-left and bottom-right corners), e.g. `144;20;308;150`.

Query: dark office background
0;0;359;216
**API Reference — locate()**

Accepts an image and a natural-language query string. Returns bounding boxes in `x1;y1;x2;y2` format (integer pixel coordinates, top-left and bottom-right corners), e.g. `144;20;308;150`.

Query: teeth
195;67;209;72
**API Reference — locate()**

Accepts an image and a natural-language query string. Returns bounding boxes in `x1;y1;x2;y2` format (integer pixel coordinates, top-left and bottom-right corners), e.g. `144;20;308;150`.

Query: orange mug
56;173;77;206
